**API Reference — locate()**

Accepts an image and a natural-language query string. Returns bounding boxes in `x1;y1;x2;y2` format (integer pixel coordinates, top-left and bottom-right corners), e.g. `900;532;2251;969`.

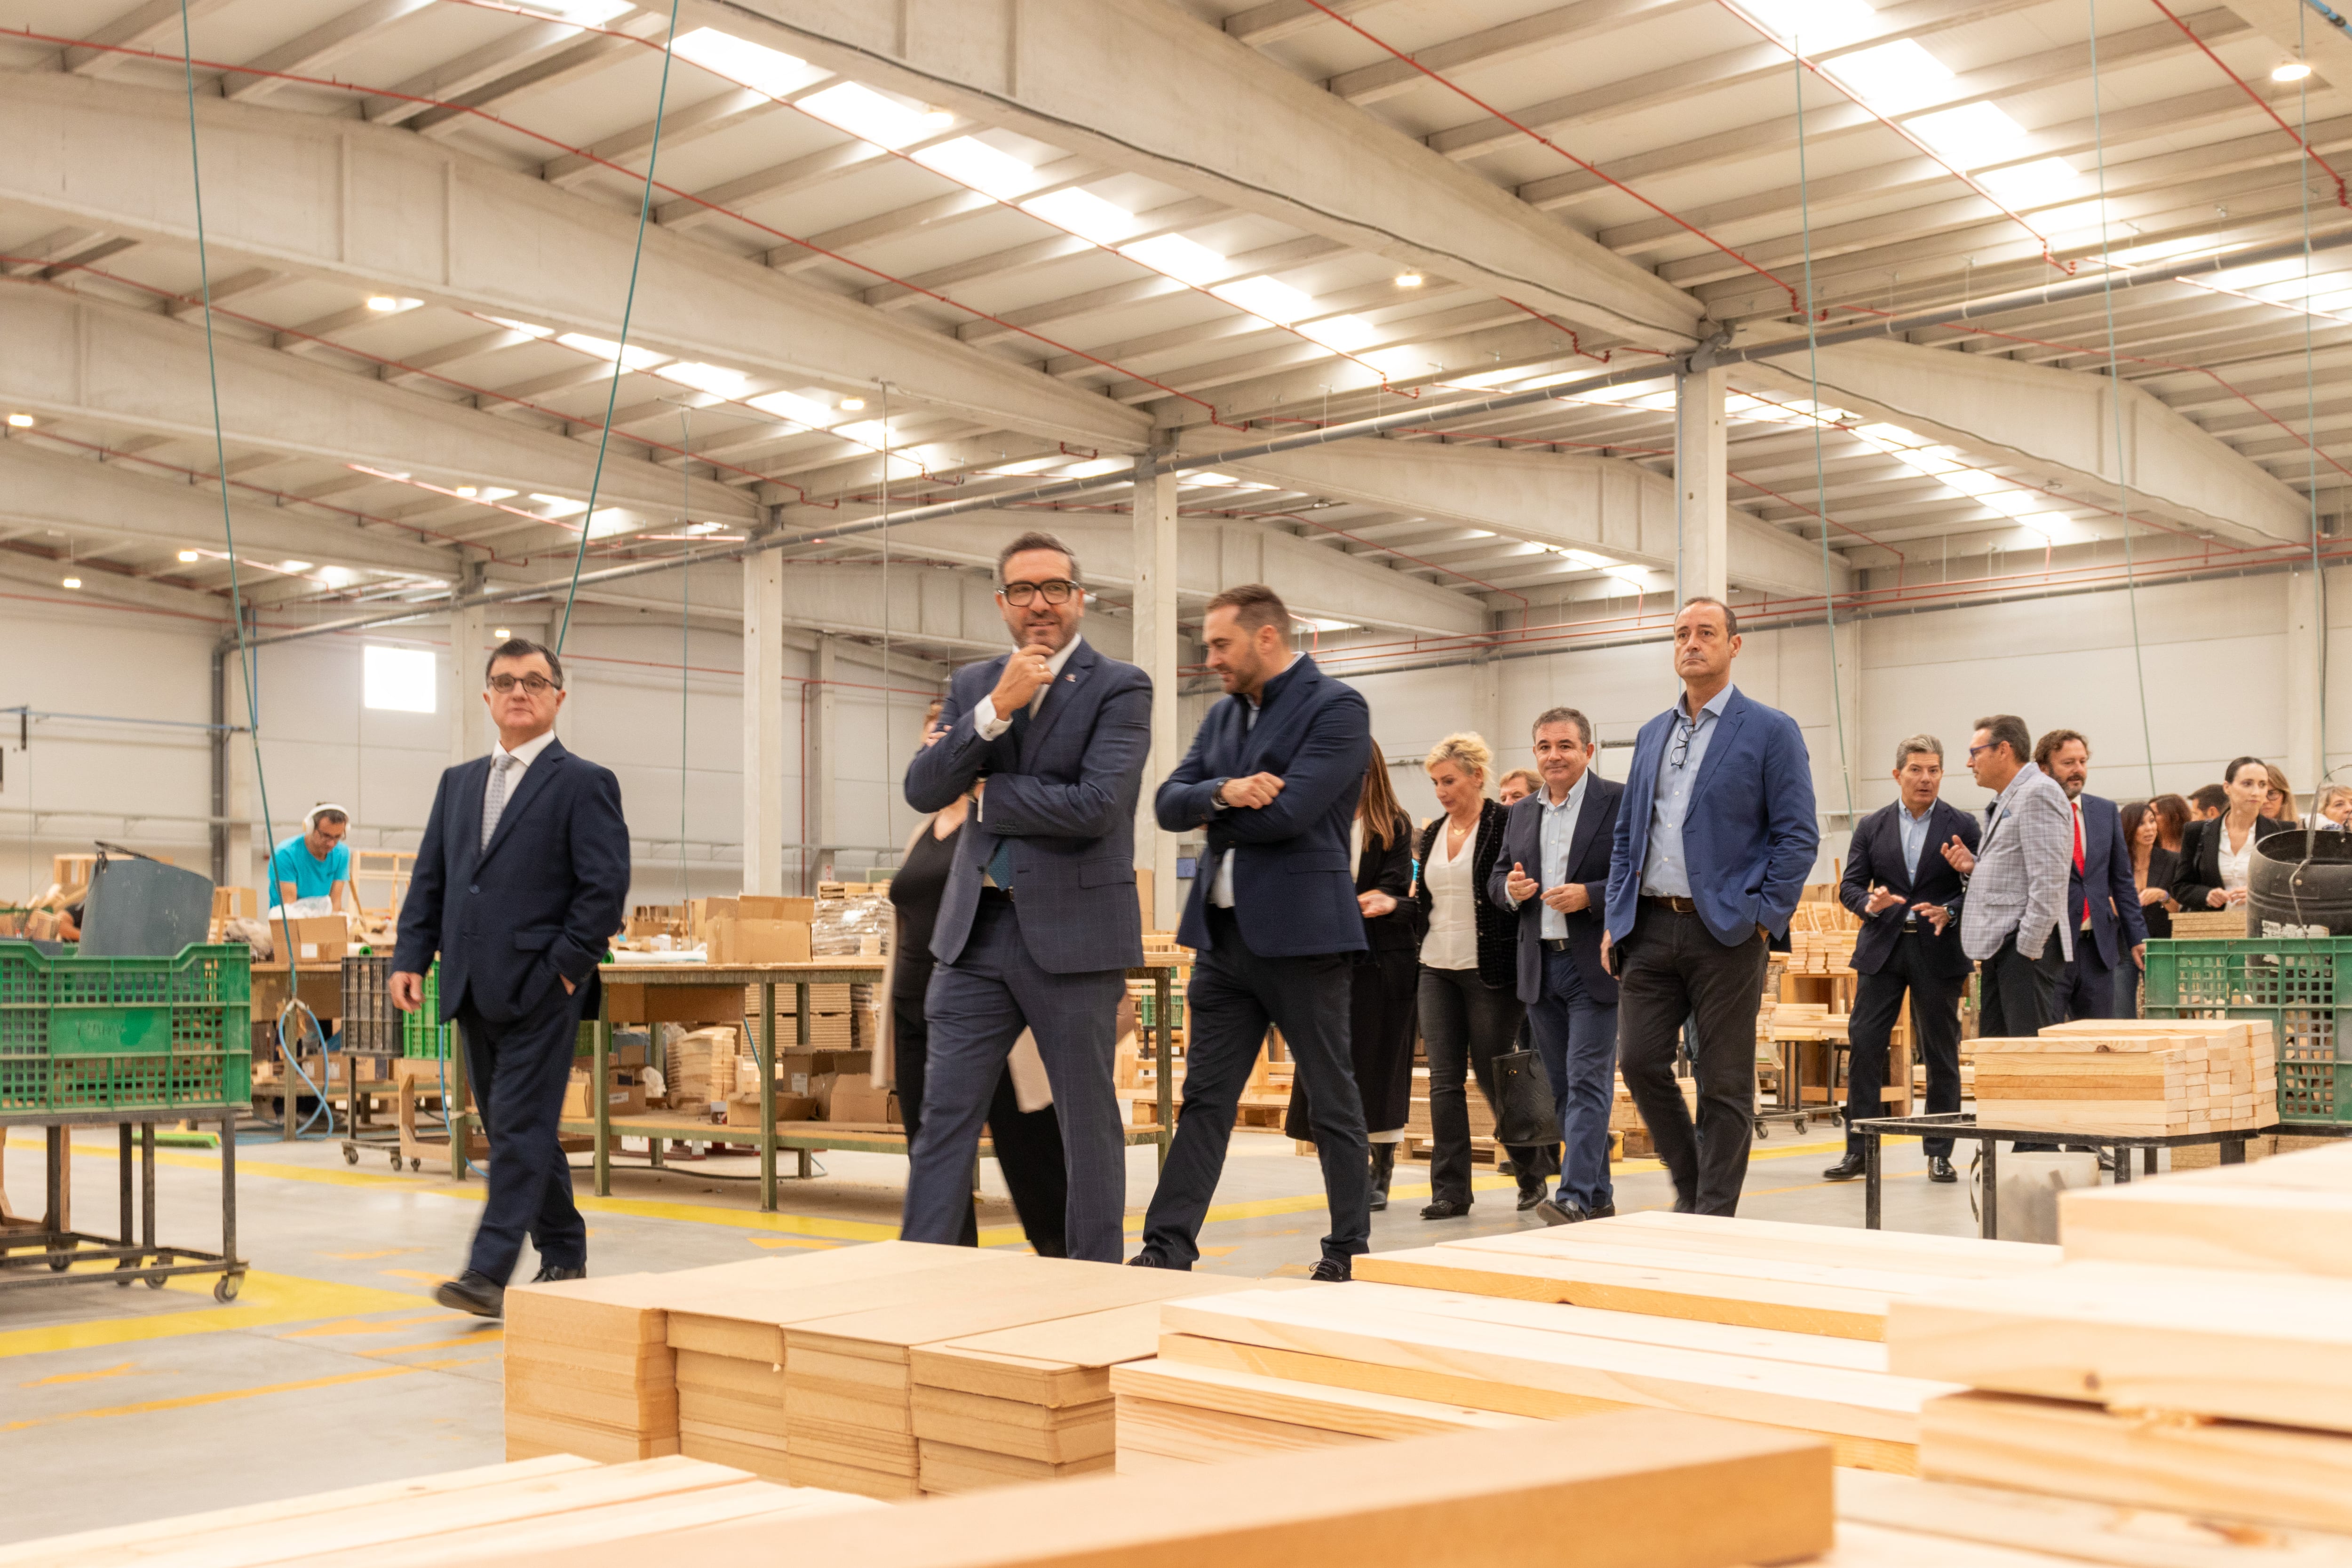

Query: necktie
983;704;1033;889
2072;802;2086;873
482;754;515;851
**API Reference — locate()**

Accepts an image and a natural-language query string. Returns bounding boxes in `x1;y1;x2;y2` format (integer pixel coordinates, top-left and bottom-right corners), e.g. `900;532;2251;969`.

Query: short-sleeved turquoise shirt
270;833;350;901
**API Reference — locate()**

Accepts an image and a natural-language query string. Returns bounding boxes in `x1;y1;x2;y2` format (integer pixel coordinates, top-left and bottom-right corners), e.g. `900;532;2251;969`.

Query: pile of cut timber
2059;1137;2352;1274
1352;1210;2060;1340
0;1455;880;1568
664;1026;740;1111
1971;1018;2275;1135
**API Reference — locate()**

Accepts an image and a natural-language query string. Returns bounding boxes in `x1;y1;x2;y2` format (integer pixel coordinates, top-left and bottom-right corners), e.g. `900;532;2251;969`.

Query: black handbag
1490;1047;1561;1147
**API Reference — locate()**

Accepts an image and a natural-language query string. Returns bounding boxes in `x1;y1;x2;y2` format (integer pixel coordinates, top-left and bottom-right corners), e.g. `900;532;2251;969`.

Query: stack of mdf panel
0;1455;881;1568
1971;1018;2275;1135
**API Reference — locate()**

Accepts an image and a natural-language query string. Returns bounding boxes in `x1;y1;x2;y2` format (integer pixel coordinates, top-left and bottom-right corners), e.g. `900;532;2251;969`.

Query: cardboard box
562;1068;648;1119
288;914;349;964
827;1076;895;1125
611;1031;651;1069
705;918;812;965
725;1091;821;1128
773;1049;872;1096
601;981;743;1025
739;896;817;923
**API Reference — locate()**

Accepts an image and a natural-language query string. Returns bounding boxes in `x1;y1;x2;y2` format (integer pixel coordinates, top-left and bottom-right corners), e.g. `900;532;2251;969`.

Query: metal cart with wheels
0;1109;244;1301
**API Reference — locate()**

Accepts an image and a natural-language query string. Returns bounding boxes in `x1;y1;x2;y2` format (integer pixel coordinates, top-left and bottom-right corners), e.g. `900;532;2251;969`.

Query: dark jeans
1844;934;1965;1159
893;991;1068;1257
459;985;591;1284
1418;965;1535;1206
1142;906;1368;1266
1528;945;1618;1211
1617;905;1768;1216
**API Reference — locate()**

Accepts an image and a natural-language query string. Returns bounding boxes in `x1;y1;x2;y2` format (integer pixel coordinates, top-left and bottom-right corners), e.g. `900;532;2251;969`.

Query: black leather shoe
1534;1197;1588;1226
1128;1249;1190;1270
1367;1144;1395;1213
531;1264;587;1283
1588;1202;1615;1219
1928;1156;1958;1183
1821;1153;1868;1182
1308;1257;1352;1282
1516;1184;1547;1211
1420;1198;1471;1220
433;1271;504;1318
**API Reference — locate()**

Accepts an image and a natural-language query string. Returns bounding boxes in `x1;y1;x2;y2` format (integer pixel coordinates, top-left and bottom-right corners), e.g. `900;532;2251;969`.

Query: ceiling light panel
670;28;826;97
800;82;941;148
1824;39;1953;112
913;136;1037;199
556;332;666;371
1019;188;1137;243
1120;233;1227;285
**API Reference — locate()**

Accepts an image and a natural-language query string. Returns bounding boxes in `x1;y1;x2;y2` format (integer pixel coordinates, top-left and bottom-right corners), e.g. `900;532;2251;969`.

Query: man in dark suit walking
1138;584;1371;1281
2036;730;2147;1020
392;639;630;1317
1824;735;1979;1185
1604;597;1819;1217
1494;707;1623;1226
901;531;1152;1265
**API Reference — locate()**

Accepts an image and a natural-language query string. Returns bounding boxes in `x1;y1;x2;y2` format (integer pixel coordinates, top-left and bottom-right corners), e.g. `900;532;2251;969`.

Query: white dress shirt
1420;823;1479;971
484;727;558;831
973;636;1081;739
2217;823;2256;893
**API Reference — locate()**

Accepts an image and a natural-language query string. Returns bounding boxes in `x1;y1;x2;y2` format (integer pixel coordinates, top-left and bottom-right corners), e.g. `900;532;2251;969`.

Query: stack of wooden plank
1971;1018;2275;1135
664;1026;741;1111
0;1456;882;1568
2058;1137;2352;1274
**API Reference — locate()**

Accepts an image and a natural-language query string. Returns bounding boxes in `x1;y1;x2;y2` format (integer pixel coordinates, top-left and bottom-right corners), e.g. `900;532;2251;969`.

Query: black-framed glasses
1965;741;1994;760
1000;579;1080;606
1669;722;1695;771
487;674;561;695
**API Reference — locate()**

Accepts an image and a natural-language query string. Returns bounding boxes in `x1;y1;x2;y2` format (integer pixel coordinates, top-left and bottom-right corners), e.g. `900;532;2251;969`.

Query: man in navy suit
1604;597;1819;1216
392;639;630;1317
1494;707;1623;1226
901;531;1152;1265
2036;730;2148;1020
1138;584;1371;1281
1824;735;1979;1185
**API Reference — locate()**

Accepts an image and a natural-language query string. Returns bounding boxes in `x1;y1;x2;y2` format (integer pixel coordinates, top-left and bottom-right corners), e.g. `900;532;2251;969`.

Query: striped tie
481;754;515;851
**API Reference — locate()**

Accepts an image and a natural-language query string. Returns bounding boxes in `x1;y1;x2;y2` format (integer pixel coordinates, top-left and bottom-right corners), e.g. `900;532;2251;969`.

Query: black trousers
459;986;590;1285
1418;965;1537;1206
1285;944;1419;1140
1142;905;1368;1266
1843;933;1965;1159
893;991;1068;1257
1617;905;1768;1216
1978;932;2065;1039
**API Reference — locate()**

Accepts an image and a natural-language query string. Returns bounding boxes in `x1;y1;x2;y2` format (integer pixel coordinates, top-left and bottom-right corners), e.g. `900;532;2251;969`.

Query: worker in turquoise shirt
270;804;355;913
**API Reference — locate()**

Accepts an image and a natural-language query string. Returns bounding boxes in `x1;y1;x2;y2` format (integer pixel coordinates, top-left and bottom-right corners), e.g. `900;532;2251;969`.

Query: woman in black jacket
2169;755;2298;916
1284;746;1422;1211
1411;732;1542;1219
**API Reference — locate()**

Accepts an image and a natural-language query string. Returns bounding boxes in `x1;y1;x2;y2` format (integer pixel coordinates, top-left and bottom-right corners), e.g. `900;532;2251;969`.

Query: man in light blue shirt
1637;683;1733;899
270;805;353;912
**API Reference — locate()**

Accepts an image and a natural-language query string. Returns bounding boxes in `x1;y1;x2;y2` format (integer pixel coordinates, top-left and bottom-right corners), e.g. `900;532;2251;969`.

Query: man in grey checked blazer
1944;713;2075;1039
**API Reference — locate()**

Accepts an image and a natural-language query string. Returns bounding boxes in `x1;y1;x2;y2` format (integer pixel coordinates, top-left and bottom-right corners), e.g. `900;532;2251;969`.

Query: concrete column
1674;363;1730;605
1132;451;1180;929
810;633;840;885
446;568;487;769
2288;565;2322;813
743;552;788;895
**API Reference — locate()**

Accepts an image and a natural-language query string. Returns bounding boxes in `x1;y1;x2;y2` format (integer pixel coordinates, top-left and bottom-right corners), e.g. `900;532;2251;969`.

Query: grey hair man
1944;714;2074;1041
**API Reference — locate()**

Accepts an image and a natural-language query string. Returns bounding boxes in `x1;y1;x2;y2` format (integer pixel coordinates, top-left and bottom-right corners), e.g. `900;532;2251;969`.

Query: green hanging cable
2297;1;2331;792
1792;40;1856;828
555;0;684;654
2086;2;2161;797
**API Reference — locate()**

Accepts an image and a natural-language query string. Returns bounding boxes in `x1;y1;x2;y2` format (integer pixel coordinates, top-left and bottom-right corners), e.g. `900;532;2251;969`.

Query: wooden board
1549;1212;2062;1273
492;1410;1835;1568
675;1430;792;1479
1883;1259;2352;1433
1921;1390;2352;1536
663;1246;1028;1362
1113;1395;1374;1465
326;1480;875;1568
781;1451;924;1500
502;1411;678;1465
2061;1180;2352;1278
917;1441;1114;1495
910;1385;1112;1463
1110;1358;1540;1443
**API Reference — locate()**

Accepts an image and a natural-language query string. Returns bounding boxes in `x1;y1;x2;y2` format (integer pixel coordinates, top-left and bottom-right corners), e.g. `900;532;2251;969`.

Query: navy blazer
1838;798;1979;980
392;737;630;1025
1488;773;1625;1008
2070;790;2150;968
1157;655;1370;958
904;637;1151;975
1604;686;1820;948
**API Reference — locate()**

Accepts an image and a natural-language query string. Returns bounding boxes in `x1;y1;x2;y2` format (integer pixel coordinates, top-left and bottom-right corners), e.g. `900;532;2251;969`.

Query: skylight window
914;137;1036;199
1904;102;2025;164
670;28;825;97
1740;0;1878;50
1120;233;1227;285
556;333;665;371
363;645;437;714
1213;276;1315;324
749;390;839;428
1825;39;1952;111
530;494;590;518
1019;188;1137;243
655;362;750;396
1302;315;1378;351
485;315;553;340
800;82;938;148
513;0;630;24
1976;158;2081;207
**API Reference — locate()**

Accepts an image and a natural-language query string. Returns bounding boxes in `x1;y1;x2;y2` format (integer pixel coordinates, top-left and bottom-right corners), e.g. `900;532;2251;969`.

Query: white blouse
2217;825;2255;893
1421;821;1479;971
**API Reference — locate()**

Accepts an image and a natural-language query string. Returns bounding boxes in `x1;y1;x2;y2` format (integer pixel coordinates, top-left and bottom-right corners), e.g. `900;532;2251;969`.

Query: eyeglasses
1965;742;1994;760
1000;579;1080;606
487;674;561;695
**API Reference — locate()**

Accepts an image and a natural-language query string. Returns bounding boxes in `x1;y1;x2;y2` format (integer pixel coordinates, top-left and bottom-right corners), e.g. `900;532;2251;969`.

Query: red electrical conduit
2140;0;2349;207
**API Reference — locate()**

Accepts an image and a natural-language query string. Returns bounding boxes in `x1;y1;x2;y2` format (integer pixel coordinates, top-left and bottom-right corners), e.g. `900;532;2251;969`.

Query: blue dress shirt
1537;773;1588;939
1898;801;1934;881
1638;683;1734;898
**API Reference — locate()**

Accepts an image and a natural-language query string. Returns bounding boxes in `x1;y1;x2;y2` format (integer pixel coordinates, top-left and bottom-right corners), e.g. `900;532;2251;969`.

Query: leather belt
977;885;1016;905
1902;919;1921;933
1641;894;1698;914
1542;937;1573;952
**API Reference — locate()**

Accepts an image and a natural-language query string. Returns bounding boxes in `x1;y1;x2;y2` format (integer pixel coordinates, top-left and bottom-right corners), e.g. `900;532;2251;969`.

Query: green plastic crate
0;941;252;1113
1137;990;1184;1030
402;961;451;1059
2143;935;2352;1125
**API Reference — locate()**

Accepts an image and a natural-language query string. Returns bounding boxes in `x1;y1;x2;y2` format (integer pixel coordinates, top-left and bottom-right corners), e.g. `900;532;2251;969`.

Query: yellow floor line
20;1361;139;1387
0;1273;421;1361
359;1331;502;1358
280;1312;471;1340
1;1365;418;1432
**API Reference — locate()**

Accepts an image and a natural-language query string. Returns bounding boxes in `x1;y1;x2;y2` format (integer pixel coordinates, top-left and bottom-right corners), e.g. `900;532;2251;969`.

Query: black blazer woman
1286;748;1421;1209
1410;733;1539;1219
2169;755;2298;915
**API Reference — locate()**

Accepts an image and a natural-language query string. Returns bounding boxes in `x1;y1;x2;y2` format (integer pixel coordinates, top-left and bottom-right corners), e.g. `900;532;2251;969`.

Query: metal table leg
449;1021;471;1180
2143;1146;2158;1177
1980;1138;1999;1240
118;1124;133;1258
142;1123;156;1260
219;1110;240;1298
1154;970;1174;1168
758;980;777;1212
2114;1144;2133;1184
593;1001;612;1198
2219;1134;2248;1165
1862;1129;1882;1230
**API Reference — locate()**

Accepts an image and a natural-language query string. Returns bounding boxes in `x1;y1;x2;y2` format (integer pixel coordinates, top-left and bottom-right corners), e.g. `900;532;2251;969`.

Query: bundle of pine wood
0;1455;881;1568
1352;1210;2060;1341
1970;1018;2275;1135
2059;1137;2352;1274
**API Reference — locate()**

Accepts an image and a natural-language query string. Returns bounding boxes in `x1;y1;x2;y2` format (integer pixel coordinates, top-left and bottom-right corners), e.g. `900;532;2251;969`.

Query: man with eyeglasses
1943;714;2074;1044
902;531;1152;1265
1603;597;1818;1216
391;638;630;1318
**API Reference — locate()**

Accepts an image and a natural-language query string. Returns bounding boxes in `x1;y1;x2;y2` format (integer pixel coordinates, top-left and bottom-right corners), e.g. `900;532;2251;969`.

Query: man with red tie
2035;730;2147;1021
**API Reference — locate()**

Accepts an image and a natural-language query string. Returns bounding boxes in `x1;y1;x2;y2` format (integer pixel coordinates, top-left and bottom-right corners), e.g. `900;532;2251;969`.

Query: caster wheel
343;1146;358;1165
214;1274;242;1303
388;1152;401;1170
114;1264;134;1289
1753;1121;1770;1139
410;1158;422;1172
146;1272;168;1289
47;1251;72;1272
1793;1116;1809;1135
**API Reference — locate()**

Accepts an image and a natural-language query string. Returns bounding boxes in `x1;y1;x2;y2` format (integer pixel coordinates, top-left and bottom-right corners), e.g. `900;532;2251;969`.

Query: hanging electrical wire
680;404;693;906
2296;0;2334;796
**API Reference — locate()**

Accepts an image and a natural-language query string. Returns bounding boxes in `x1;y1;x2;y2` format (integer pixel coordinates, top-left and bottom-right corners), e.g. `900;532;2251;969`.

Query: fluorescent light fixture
982;456;1063;476
556;332;665;371
1059;457;1128;478
1562;549;1619;570
1903;102;2026;165
1977;157;2081;207
800;81;937;148
485;315;554;340
655;361;751;396
365;295;420;314
1394;271;1424;287
1019;188;1137;243
1740;0;1877;50
61;576;80;589
513;0;629;22
479;486;516;502
1213;275;1315;324
587;509;632;538
1293;615;1357;633
2112;233;2223;267
363;644;438;713
177;549;201;563
838;396;866;411
751;390;837;427
4;413;31;429
1854;422;1924;448
1939;468;2005;497
2275;59;2314;81
278;560;313;573
1826;39;1952;111
494;628;511;639
1605;565;1650;584
833;420;896;447
1303;314;1377;351
669;27;824;97
913;136;1035;199
454;485;478;498
1120;233;1227;286
1183;470;1241;487
530;494;590;518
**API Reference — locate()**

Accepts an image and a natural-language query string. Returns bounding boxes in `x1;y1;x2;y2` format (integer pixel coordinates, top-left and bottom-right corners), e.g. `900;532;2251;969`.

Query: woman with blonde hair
1411;732;1546;1218
1284;743;1422;1210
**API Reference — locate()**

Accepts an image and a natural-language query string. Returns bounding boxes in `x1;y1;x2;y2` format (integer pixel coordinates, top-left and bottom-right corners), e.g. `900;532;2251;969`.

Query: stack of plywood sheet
1972;1019;2276;1135
506;1273;699;1463
1352;1210;2061;1341
0;1456;881;1568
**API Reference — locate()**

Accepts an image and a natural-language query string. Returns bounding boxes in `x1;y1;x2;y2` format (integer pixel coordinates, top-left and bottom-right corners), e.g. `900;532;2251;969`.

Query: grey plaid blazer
1958;765;2076;964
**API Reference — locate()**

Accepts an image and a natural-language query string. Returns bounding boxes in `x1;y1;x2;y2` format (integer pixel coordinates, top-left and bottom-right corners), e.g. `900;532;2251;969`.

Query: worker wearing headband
271;805;354;914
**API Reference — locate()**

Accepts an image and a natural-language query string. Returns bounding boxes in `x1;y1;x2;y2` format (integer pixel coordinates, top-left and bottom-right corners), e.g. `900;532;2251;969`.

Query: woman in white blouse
2169;755;2296;913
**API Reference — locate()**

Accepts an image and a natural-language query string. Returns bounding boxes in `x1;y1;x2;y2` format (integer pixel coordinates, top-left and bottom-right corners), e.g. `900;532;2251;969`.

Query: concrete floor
1;1119;1992;1543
